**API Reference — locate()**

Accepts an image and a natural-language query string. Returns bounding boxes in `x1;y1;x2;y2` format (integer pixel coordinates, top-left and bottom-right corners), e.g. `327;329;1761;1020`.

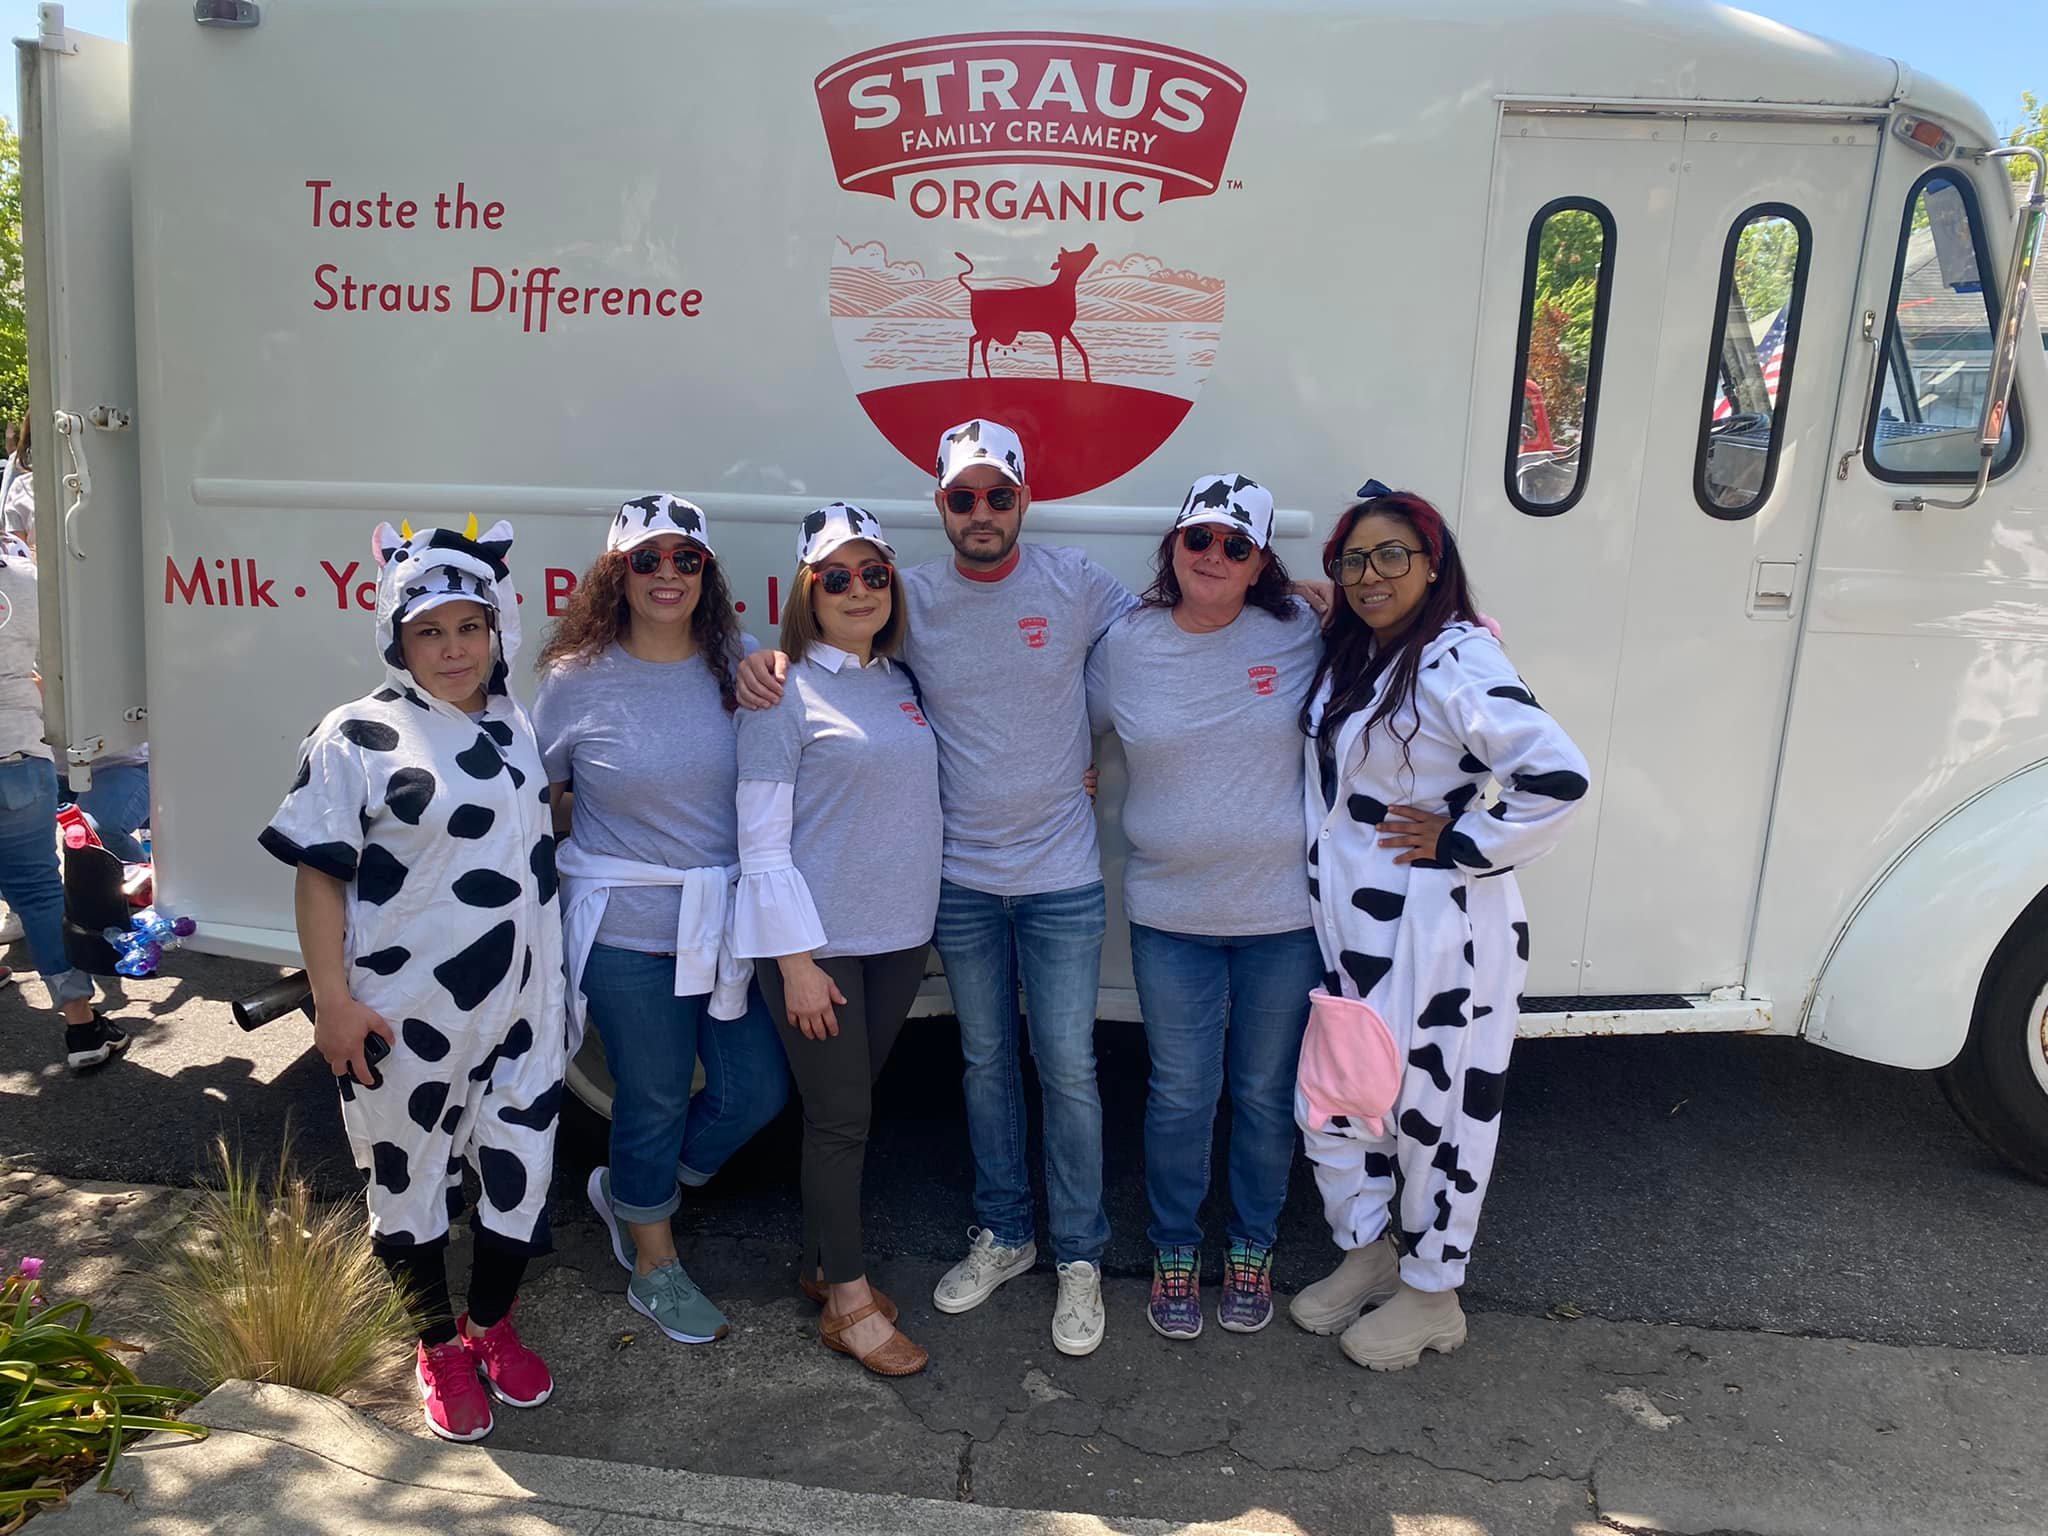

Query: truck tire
1938;897;2048;1184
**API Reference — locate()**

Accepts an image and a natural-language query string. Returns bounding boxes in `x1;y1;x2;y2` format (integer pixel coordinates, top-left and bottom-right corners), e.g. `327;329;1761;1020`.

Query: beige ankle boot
1338;1280;1467;1370
1287;1235;1400;1335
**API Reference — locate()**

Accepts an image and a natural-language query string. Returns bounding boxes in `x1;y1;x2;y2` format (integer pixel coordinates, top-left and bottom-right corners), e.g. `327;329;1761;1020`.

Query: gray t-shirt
0;555;45;760
897;544;1137;896
1087;602;1323;936
533;637;753;953
734;652;941;958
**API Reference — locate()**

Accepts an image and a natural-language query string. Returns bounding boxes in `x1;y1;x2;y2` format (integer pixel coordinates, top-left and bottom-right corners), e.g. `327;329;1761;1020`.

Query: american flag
1712;305;1789;422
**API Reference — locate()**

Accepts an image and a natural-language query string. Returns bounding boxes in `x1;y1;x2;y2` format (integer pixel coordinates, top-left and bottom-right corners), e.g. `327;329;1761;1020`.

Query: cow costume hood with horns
259;519;567;1257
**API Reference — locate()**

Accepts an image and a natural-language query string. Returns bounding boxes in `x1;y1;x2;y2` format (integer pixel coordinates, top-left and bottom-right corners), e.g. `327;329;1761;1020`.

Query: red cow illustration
955;244;1099;383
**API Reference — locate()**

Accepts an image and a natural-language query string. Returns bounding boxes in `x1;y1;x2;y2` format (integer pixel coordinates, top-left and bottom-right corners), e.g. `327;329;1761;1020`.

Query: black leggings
377;1231;530;1346
757;945;928;1285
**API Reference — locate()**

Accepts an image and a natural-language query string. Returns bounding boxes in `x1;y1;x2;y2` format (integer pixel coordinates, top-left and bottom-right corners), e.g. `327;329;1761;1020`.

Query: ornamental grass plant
0;1257;203;1533
146;1131;415;1400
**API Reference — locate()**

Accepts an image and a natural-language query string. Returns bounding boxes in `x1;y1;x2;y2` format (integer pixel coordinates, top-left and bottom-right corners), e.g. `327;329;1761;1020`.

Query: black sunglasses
626;546;708;577
944;486;1020;516
817;562;893;595
1180;524;1256;562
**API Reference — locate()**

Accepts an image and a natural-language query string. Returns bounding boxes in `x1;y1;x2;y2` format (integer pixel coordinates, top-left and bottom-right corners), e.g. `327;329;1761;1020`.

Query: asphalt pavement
3;947;2043;1354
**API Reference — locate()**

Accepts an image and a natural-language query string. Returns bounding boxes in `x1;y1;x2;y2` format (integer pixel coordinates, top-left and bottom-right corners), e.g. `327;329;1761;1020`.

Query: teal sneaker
628;1260;730;1345
586;1166;635;1273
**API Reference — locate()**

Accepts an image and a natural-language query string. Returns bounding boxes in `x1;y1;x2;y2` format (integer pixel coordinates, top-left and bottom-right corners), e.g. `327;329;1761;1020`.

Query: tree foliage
0;116;25;435
2008;91;2046;185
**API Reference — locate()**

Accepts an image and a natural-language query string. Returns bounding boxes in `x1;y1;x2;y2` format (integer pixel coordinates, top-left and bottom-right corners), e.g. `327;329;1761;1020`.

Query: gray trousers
757;944;928;1285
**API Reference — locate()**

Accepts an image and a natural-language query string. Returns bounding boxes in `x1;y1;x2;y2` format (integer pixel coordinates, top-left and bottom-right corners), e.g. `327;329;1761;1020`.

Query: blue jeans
0;757;92;1005
580;944;790;1223
1129;923;1321;1252
72;761;150;864
934;878;1109;1264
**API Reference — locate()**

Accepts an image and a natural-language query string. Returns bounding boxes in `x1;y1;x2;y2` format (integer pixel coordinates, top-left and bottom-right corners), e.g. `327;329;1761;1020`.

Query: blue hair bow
1355;478;1395;500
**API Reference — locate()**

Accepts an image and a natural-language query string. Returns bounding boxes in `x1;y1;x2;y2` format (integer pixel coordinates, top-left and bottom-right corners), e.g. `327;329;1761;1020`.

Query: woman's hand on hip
778;954;845;1040
1380;804;1454;866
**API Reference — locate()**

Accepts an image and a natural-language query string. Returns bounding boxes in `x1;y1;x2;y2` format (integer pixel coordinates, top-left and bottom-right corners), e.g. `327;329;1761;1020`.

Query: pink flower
18;1256;42;1280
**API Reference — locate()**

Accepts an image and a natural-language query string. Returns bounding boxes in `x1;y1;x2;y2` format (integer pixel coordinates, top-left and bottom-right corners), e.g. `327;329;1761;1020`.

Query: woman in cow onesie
259;519;566;1442
1293;486;1588;1371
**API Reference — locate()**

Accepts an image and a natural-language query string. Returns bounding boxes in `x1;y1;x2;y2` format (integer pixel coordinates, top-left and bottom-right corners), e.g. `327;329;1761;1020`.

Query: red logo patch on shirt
1248;665;1279;696
1018;616;1050;650
900;700;929;727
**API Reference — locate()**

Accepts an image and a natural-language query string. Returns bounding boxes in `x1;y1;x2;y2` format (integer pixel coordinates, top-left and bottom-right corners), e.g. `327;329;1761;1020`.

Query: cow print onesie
1299;620;1588;1291
260;520;566;1260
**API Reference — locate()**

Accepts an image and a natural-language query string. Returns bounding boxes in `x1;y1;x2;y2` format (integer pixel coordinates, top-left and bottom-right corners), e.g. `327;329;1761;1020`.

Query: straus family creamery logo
816;33;1247;500
1248;665;1279;696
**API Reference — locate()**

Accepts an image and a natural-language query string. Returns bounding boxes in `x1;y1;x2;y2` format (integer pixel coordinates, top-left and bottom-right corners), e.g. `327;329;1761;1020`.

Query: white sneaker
932;1226;1037;1315
1052;1260;1105;1357
0;907;22;944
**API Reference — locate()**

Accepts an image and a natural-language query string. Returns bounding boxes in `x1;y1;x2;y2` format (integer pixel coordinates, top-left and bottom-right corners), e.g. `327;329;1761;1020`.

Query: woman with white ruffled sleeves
733;503;941;1379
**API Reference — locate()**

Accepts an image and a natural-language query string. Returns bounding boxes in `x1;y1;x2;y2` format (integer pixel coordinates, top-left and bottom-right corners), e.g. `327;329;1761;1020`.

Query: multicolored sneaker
415;1338;493;1442
457;1307;553;1408
1148;1246;1202;1340
1219;1241;1276;1334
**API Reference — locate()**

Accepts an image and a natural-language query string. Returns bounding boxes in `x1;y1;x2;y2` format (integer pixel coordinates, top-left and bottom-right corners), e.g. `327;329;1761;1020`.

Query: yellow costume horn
465;513;479;539
399;519;414;539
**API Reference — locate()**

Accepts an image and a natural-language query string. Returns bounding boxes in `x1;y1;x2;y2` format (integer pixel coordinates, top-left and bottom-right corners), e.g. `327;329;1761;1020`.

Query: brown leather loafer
821;1300;928;1377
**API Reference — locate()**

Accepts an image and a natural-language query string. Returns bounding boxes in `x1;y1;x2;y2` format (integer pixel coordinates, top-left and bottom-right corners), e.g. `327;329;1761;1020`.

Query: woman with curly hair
533;495;788;1348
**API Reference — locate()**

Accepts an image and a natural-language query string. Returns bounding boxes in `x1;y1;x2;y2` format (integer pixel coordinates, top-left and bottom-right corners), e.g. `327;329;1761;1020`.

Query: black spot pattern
1363;1152;1398;1181
434;921;516;1010
1513;768;1589;801
470;1018;534;1083
355;946;411;976
530;835;558;904
1418;988;1471;1030
408;1080;450;1133
452;869;522;908
1322;969;1342;995
445;1183;466;1221
520;947;533;991
440;1103;463;1134
385;768;437;824
1473;1004;1494;1019
371;1141;412;1193
1450;885;1468;912
1396;1223;1428;1257
497;1082;561;1132
505;759;526;791
290;757;312;794
1340;950;1393;997
295;840;360;882
1308;876;1320;901
1463;939;1475;965
1513;921;1531;961
1433;1189;1455;1231
1440;827;1493;869
1347;793;1389;825
1459;750;1489;776
447;803;496;839
478;1145;528;1213
480;718;514;748
1431;1142;1479;1194
1351;887;1405;921
1487;684;1541;709
372;687;403;703
356;844;410;906
1399;1108;1443;1146
1409;1042;1452;1093
402;1017;451;1061
1441;1243;1469;1261
455;734;504;779
1444;782;1481;817
340;718;401;751
1308;841;1319;866
1463;1067;1508;1123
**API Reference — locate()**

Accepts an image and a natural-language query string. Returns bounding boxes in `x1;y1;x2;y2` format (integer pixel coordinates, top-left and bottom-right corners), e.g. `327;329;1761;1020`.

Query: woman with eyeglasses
1290;485;1588;1372
733;503;941;1377
533;496;790;1350
1082;474;1323;1341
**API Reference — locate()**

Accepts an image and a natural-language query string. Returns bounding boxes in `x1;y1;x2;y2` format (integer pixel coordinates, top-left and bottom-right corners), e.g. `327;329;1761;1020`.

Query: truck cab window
1507;199;1617;516
1696;206;1811;519
1865;167;2024;482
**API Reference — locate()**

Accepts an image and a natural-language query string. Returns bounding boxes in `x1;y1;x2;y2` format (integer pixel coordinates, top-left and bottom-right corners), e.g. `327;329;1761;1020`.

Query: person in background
1085;474;1323;1340
1292;485;1588;1370
2;418;34;555
0;531;121;1064
734;503;940;1378
534;495;789;1350
67;748;151;864
259;519;566;1442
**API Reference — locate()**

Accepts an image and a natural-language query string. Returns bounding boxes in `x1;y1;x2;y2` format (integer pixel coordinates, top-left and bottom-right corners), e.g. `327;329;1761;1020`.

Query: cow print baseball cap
935;418;1026;489
609;493;715;557
1173;473;1275;549
797;502;896;567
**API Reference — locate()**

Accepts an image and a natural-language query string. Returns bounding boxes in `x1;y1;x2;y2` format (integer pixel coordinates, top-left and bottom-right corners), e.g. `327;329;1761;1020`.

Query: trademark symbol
1227;179;1243;190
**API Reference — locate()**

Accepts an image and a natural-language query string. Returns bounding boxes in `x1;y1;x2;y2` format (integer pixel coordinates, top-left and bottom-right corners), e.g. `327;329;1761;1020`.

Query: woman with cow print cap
532;495;789;1353
1292;485;1588;1371
1083;474;1324;1342
733;503;941;1378
260;519;566;1443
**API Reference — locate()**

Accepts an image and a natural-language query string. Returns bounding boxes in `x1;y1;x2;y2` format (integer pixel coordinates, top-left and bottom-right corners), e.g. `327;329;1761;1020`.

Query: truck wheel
1939;903;2048;1184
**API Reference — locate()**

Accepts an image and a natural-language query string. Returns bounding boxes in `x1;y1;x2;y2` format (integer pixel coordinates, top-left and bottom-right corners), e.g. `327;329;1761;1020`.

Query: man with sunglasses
738;417;1137;1356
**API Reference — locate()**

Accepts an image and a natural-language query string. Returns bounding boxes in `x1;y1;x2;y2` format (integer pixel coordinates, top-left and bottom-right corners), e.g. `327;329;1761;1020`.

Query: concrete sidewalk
7;1169;2042;1535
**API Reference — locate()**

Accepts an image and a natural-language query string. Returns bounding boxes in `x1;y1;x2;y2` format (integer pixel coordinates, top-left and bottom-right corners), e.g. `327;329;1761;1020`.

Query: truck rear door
17;7;146;781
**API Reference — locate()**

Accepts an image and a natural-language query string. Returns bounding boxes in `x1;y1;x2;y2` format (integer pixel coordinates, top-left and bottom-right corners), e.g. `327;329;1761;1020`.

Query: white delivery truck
19;0;2048;1171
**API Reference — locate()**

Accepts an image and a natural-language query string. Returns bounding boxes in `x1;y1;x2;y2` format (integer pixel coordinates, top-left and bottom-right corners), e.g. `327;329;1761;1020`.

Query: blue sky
3;0;2042;137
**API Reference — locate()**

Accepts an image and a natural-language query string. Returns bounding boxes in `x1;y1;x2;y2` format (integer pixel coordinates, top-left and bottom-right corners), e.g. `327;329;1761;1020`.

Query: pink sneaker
458;1308;553;1409
415;1339;493;1442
